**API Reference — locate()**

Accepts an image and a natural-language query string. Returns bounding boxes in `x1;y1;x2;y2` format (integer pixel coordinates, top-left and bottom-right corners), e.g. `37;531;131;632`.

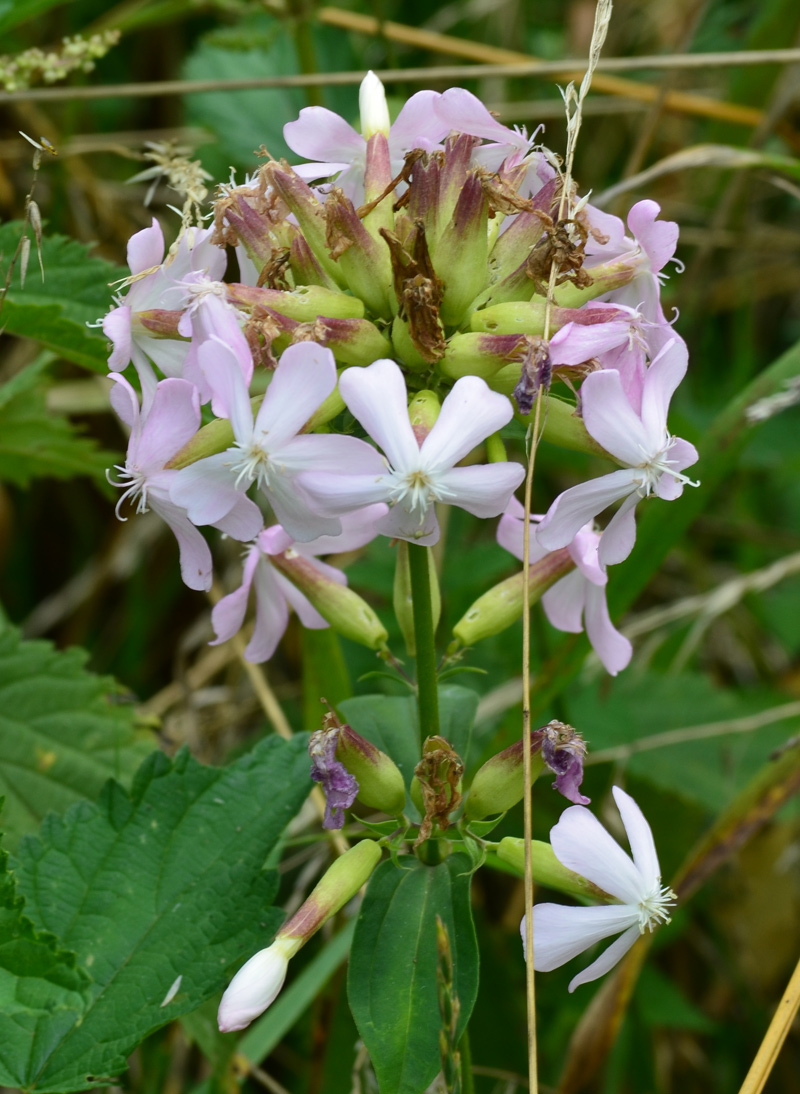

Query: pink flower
498;498;632;675
102;219;226;410
108;373;260;590
211;507;386;662
299;359;525;545
171;342;382;542
536;337;698;567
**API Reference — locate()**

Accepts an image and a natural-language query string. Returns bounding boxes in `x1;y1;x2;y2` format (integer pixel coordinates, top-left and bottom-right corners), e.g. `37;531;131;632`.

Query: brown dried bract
257;248;291;290
414;736;464;847
380;221;446;362
525;214;593;297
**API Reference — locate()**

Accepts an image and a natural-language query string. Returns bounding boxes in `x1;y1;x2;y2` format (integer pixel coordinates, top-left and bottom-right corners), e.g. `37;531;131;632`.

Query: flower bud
359;70;391;138
217;935;299;1032
433;173;489;327
270;550;388;650
266;162;346;289
496;837;613;901
550;257;637;309
452;549;574;647
438;332;532;381
470;299;547;338
408;390;441;441
282;839;383;940
336;724;407;816
325;190;395;318
465;739;546;820
227;283;365;322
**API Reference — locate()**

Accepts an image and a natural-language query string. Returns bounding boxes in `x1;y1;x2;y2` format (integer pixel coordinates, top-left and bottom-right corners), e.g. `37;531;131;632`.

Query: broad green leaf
0;0;69;33
9;734;311;1092
0;222;122;371
0;627;155;851
347;854;478;1094
0;359;115;486
0;838;91;1089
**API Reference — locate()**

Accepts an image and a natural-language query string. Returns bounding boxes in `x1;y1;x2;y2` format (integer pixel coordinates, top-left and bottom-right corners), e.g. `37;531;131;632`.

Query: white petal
435;463;525;518
581;370;652;466
536;471;638;553
567;923;640;992
420;377;514;473
542;571;586;634
550;805;646;904
255;343;337;451
597;492;640;567
523;903;638;969
376;500;439;545
611;786;661;889
298;470;391;517
217;940;292;1032
339;360;419;471
198;338;253;444
148;493;212;592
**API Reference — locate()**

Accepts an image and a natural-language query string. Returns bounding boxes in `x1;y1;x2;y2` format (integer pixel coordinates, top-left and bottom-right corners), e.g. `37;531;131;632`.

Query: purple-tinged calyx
309;722;359;829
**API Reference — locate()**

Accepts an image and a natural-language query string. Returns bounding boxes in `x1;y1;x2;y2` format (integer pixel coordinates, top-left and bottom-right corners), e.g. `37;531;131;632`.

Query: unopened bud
433;174;488;327
336;723;407;815
550;257;637;309
438;332;530;381
465;739;546;820
470;299;547;338
452;549;574;647
359;71;391;138
282;839;382;941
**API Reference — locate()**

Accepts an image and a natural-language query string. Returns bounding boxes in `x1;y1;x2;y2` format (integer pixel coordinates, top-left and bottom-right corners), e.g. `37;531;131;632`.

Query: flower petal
376;500;439;545
627;200;678;272
523;902;638;968
597;492;640;567
550;803;645;904
567;923;640;992
640;336;687;442
298;470;392;516
611;786;661;889
435;463;526;519
127;218;164;276
421;377;514;472
536;470;639;553
339;360;419;471
284;107;364;162
584;582;632;675
542;571;586;634
169;452;241;526
210;547;259;645
148;492;213;591
103;306;133;371
255;343;338;451
245;561;290;662
389;89;449;149
582;369;652;466
212;493;264;542
137;378;200;474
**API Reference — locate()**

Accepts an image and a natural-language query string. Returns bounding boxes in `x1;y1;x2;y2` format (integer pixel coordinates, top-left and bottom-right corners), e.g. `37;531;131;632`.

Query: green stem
407;543;439;748
460;1027;475;1094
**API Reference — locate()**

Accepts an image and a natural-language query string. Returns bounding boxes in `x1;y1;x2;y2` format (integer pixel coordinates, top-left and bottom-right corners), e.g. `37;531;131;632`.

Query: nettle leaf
0;360;115;486
0;221;121;372
348;854;479;1094
0;838;91;1090
9;733;311;1092
0;627;155;851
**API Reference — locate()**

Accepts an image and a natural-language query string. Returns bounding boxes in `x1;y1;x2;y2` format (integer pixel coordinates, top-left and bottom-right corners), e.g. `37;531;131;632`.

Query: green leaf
0;359;116;486
0;838;91;1090
0;627;156;851
347;854;479;1094
0;0;70;33
9;734;311;1092
0;222;122;371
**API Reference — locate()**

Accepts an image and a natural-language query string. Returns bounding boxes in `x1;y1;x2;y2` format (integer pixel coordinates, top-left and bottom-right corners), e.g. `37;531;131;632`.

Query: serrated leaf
0;359;115;486
9;733;312;1092
0;627;155;851
347;854;478;1094
0;839;91;1090
0;222;122;371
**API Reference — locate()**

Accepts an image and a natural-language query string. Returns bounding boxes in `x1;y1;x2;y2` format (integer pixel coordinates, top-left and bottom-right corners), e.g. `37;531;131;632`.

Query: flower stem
408;543;439;748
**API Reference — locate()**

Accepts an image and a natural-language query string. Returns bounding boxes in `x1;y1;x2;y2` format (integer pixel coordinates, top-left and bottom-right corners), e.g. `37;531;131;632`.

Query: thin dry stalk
737;953;800;1094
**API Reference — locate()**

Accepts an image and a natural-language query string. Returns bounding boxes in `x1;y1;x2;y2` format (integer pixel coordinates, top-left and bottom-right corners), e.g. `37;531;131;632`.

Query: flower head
309;724;359;829
521;786;676;992
218;936;299;1032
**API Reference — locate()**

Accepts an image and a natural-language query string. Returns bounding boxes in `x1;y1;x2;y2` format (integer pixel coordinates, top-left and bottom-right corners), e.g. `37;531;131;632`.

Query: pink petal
612;786;661;888
551;804;645;904
148;491;213;591
435;88;528;149
597;493;640;567
274;569;328;629
284;107;364;162
127;218;164;276
338;360;419;471
536;470;639;553
109;371;139;429
266;473;344;544
169;453;242;526
497;508;548;564
103;306;133;371
548;321;629;366
542;571;586;633
389;90;449;148
255;343;338;450
299;503;387;556
198;338;253;443
524;903;639;968
640;336;687;442
568;524;606;586
421;377;514;472
277;433;384;475
298;470;391;516
584;582;632;675
567;923;640;992
213;493;264;542
627;200;678;272
211;547;260;644
136;378;200;474
142;336;190;381
582;370;652;466
245;562;290;662
435;463;526;518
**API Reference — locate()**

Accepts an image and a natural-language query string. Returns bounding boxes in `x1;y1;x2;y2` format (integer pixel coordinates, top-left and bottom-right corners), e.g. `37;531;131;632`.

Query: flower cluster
104;71;697;667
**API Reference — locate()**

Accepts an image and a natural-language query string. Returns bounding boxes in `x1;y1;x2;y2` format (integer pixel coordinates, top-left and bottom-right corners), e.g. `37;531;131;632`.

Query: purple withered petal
540;723;590;805
309;727;359;829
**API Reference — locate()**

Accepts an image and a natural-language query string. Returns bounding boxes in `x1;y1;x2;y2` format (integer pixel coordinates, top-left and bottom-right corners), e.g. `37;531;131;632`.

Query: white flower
217;936;301;1032
521;786;676;992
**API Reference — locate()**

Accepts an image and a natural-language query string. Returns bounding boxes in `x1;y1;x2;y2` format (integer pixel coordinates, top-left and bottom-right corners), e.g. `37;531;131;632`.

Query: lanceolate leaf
347;854;479;1094
0;222;122;372
8;734;311;1092
0;627;155;851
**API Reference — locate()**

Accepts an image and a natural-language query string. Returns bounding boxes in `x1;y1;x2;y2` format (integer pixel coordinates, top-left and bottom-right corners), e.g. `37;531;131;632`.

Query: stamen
637;882;677;934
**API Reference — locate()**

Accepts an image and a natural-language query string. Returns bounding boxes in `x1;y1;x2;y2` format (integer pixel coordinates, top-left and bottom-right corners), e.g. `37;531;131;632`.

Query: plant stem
460;1027;475;1094
408;543;439;748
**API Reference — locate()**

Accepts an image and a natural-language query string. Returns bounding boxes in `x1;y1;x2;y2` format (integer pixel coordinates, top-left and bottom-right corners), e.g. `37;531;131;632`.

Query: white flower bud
217;935;301;1032
359;71;390;138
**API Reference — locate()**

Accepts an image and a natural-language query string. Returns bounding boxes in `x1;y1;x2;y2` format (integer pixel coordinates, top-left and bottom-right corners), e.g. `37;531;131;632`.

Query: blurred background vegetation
1;0;800;1091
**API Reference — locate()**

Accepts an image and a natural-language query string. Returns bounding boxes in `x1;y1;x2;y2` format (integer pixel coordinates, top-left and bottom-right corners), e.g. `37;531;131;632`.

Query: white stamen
107;464;148;519
635;435;700;497
637;882;677;934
